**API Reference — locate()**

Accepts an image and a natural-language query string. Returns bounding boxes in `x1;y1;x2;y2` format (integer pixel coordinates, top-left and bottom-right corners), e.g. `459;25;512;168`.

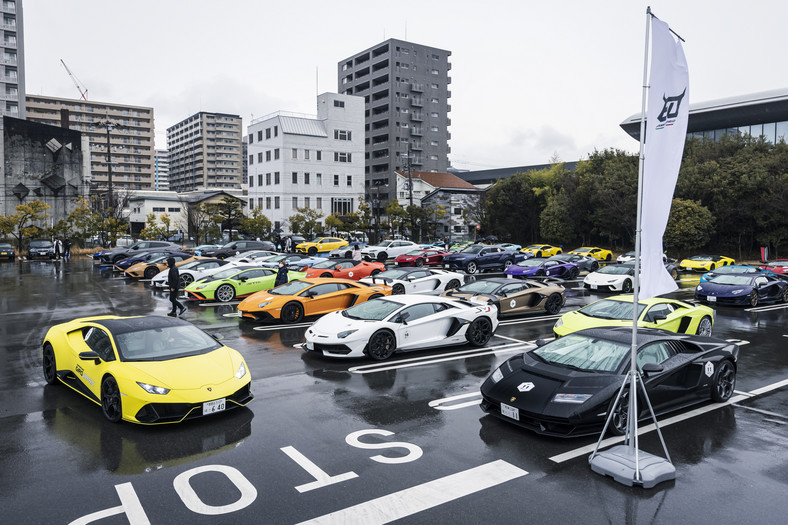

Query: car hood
696;282;753;297
506;265;540;275
584;272;627;285
443;253;474;261
122;347;238;389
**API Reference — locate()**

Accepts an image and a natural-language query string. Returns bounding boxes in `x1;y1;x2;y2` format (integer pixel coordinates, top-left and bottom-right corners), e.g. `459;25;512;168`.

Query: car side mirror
652;313;667;322
212;333;224;341
399;312;410;324
307;291;317;298
79;351;101;365
336;265;342;270
641;362;664;376
534;338;548;347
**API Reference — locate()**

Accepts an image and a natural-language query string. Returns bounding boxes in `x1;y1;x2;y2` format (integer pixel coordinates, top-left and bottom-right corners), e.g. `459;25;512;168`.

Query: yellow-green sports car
185;265;305;302
520;244;562;257
553;295;714;338
296;237;348;255
568;246;613;261
679;254;735;272
42;315;253;424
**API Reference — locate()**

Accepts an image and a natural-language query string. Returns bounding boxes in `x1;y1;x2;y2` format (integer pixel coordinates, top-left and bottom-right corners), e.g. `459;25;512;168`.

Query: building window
258;152;264;162
292;196;298;209
304;172;310;184
454;208;462;215
275;172;280;184
430;155;438;160
275;196;280;209
334;100;345;108
249;154;254;165
331;197;354;215
346;175;352;186
316;173;322;185
274;148;280;159
454;225;463;233
334;152;352;163
152;207;165;212
305;150;310;160
248;133;253;143
168;208;180;213
316;150;322;161
292;172;298;184
430;83;439;89
334;130;352;141
265;128;271;139
431;126;439;132
266;197;271;209
274;126;278;137
258;174;264;186
333;174;340;186
292;148;298;159
431;98;439;103
266;173;271;185
430;112;439;117
249;175;254;187
316;197;322;209
257;130;263;141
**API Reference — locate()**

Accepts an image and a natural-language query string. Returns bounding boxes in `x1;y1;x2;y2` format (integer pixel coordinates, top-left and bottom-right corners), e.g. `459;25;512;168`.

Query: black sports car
480;327;738;437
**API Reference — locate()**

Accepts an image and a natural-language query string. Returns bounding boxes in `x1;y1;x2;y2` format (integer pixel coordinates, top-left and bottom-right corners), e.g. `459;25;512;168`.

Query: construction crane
60;59;88;100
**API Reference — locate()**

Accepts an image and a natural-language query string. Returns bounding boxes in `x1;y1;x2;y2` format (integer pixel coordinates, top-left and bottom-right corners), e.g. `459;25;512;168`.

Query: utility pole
94;117;126;215
407;142;414;240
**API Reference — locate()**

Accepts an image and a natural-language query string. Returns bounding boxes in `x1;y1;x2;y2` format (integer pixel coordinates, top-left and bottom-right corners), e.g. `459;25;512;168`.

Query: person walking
274;259;289;287
284;236;292;253
352;243;362;262
54;238;62;259
167;257;186;317
63;238;71;260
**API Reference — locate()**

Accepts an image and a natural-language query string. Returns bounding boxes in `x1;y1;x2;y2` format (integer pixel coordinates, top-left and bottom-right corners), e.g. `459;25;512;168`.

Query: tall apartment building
154;149;170;191
26;95;155;191
338;38;452;206
166;112;243;192
1;0;24;118
247;93;364;231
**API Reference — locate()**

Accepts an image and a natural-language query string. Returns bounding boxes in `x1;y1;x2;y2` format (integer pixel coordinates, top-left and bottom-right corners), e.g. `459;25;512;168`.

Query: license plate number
500;403;519;421
203;398;226;415
708;296;716;302
590;284;597;290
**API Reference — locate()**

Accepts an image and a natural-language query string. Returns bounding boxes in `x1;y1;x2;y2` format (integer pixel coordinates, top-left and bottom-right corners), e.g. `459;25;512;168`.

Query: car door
405;269;437;294
641;302;682;331
542;260;563;277
394;303;447;350
78;326;118;400
237;268;275;296
300;283;352;315
755;276;781;302
635;341;701;411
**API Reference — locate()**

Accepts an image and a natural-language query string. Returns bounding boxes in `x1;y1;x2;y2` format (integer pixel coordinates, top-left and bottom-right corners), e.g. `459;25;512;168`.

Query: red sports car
395;248;451;267
759;259;788;274
303;259;384;280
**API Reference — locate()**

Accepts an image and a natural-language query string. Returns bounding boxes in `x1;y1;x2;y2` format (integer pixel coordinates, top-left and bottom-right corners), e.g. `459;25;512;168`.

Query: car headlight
554;318;563;328
697;285;703;291
196;285;207;290
553;393;593;403
491;367;504;383
258;301;272;308
731;289;745;295
235;362;247;379
337;329;358;339
137;382;170;395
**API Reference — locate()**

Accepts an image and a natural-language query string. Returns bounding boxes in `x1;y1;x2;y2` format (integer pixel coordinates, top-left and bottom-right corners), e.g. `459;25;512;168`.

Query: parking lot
1;257;786;524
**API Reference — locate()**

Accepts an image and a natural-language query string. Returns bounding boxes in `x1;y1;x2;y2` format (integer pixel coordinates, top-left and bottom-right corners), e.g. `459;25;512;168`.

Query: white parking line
493;334;530;344
745;304;788;312
429;392;483;411
200;301;241;307
731;404;788;420
498;315;561;326
549;377;788;464
254;322;313;331
297;460;527;525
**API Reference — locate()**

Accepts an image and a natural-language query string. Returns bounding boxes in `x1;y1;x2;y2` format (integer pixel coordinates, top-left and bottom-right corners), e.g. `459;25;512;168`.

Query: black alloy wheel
101;376;123;423
622;279;633;293
544;293;563;315
281;302;304;323
308;247;318;256
445;279;460;290
321;272;333;278
591;261;599;271
415;258;424;267
781;287;788;303
392;283;406;295
43;343;57;385
367;330;396;360
377;252;388;263
711;360;736;402
466;317;493;346
144;266;158;279
748;291;758;307
567;267;579;280
607;392;629;436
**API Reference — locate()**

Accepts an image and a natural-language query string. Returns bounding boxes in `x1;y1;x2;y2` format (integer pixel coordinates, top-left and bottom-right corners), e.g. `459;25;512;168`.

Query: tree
288;207;323;238
355;198;373;237
139;213;167;240
66;196;102;245
663;198;715;255
385;200;408;237
182;198;214;244
239;208;272;240
540;188;575;243
0;200;51;250
324;214;347;235
205;197;244;241
461;194;488;235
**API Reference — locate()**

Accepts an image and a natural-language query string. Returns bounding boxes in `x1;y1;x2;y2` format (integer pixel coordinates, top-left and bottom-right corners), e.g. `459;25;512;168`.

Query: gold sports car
441;277;566;316
125;255;202;279
238;277;391;323
42;315;253;424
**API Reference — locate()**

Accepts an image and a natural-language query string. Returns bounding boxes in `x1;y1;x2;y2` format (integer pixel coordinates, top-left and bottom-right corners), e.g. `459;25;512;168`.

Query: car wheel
144;266;158;279
536;251;542;258
591;260;599;271
709;263;716;270
697;316;713;337
607;392;629;436
377;252;388;262
622;279;633;293
466;261;478;274
367;330;396;360
567;267;579;280
781;287;788;303
215;284;236;302
112;255;124;264
503;259;513;269
321;272;333;278
43;343;57;385
179;274;194;288
101;376;123;423
556;250;562;254
445;279;461;290
748;291;758;307
281;302;304;323
415;258;424;267
344;251;352;258
308;247;317;256
544;293;563;315
711;360;736;402
605;254;612;261
392;283;405;295
670;268;679;280
368;293;384;300
370;269;381;276
466;317;493;346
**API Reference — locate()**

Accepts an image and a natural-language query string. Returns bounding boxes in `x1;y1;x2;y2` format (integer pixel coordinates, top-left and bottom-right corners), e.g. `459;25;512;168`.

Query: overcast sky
22;0;788;170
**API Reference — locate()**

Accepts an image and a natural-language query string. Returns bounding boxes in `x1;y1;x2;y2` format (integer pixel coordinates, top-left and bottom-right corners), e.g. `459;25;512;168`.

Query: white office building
247;93;364;230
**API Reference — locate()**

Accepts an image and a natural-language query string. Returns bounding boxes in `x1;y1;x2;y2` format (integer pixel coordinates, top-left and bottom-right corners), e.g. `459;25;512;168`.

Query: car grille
312;343;352;355
135;384;253;423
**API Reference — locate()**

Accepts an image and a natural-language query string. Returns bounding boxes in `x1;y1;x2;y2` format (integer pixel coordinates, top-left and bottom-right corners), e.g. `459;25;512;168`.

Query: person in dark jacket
167;257;186;317
274;259;289;287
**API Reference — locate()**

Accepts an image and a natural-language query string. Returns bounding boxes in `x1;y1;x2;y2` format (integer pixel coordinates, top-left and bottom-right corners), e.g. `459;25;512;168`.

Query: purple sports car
504;257;580;279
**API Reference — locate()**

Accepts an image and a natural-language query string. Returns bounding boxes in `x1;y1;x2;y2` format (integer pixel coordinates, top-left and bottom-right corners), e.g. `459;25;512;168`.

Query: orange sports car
237;278;391;323
124;255;202;279
303;259;385;280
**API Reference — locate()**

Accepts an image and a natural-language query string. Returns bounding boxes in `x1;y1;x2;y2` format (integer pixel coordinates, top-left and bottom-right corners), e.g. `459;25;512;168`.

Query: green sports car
184;265;305;302
553;295;714;338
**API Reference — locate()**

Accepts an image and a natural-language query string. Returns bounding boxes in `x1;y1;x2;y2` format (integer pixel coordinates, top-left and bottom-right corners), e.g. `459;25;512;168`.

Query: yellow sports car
520;244;562;257
42;315;253;424
296;237;348;255
679;254;735;272
568;246;613;261
553;295;714;338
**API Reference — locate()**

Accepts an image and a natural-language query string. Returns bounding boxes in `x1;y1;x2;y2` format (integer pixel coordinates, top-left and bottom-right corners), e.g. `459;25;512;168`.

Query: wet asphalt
0;258;786;524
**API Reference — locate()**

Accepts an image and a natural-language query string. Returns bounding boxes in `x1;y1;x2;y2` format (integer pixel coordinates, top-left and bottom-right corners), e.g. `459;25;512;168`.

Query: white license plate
708;296;716;302
590;284;598;290
203;398;226;415
500;402;519;421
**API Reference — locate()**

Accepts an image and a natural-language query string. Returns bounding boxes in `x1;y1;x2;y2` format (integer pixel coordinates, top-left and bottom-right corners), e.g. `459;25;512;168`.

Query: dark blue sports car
442;244;525;274
504;257;580;279
695;273;788;307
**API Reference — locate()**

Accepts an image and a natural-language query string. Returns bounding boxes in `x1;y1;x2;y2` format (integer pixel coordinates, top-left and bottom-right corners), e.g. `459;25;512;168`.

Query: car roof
91;315;189;335
572;326;685;347
375;294;456;306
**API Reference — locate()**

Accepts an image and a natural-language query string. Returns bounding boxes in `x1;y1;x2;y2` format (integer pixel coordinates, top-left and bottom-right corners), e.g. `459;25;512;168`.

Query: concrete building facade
154;149;169;191
246;93;364;231
166;112;243;192
25;95;155;192
1;0;24;119
337;38;452;209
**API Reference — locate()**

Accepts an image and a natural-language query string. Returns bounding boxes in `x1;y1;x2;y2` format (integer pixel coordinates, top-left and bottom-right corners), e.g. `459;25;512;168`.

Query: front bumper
694;292;749;306
133;382;254;424
479;395;602;437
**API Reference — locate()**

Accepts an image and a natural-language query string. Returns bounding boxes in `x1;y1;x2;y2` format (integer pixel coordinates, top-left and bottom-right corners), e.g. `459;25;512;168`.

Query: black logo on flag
657;89;686;123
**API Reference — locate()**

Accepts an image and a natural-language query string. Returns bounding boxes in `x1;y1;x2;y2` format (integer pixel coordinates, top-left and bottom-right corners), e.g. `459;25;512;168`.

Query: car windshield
0;243;13;248
269;280;313;295
311;260;342;269
375;269;413;280
514;258;546;267
621;251;636;257
371;241;393;249
531;334;629;373
525;245;542;250
690;255;714;261
208;267;245;280
597;265;633;275
30;241;52;248
578;299;646;320
404;250;424;256
708;275;755;286
147;256;168;264
114;324;221;361
460;245;483;254
342;298;403;320
710;266;754;275
456;280;502;294
178;259;205;270
573;248;591;253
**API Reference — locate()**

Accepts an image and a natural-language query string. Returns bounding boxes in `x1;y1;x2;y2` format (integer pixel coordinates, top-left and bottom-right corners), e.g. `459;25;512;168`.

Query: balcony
410;141;423;151
410;113;423;122
411;128;423;137
411;97;423;107
411;83;424;93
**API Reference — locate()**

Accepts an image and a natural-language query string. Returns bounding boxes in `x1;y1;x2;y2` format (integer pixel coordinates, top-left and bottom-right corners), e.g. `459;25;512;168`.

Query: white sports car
225;250;278;263
303;295;499;360
361;240;421;262
359;268;465;295
583;263;636;292
150;258;230;289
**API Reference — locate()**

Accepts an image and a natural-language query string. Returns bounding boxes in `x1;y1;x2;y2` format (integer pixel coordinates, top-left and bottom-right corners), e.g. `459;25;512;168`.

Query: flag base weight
589;445;675;488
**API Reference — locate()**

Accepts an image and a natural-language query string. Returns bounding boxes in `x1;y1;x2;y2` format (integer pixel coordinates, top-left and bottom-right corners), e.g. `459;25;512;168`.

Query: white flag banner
640;18;689;299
